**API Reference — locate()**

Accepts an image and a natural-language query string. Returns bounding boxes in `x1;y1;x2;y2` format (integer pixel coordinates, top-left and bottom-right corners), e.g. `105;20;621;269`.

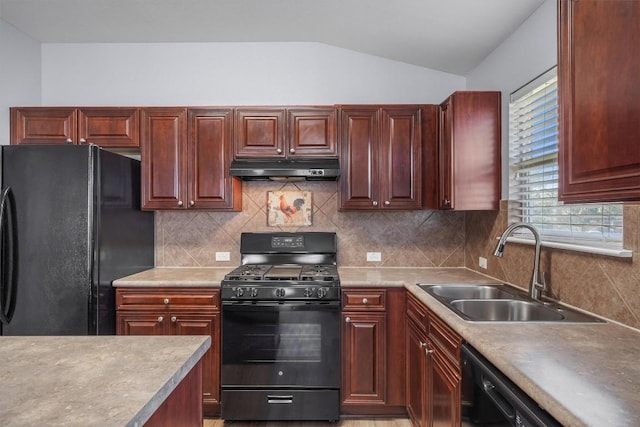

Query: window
508;67;623;249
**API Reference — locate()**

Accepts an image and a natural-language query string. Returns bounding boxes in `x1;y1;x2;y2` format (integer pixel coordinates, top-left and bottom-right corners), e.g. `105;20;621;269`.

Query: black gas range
220;232;341;422
221;232;340;301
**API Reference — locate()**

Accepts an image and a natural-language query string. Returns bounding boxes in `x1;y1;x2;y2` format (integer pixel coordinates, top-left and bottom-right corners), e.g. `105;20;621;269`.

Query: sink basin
422;284;517;300
418;283;605;323
450;299;564;322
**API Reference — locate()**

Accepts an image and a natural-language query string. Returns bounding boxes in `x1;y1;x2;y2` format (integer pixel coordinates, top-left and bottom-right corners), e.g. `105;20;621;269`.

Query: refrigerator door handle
0;187;17;325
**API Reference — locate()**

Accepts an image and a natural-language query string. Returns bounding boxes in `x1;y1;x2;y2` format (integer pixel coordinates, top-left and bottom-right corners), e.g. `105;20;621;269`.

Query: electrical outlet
215;252;231;262
366;252;382;262
479;256;488;269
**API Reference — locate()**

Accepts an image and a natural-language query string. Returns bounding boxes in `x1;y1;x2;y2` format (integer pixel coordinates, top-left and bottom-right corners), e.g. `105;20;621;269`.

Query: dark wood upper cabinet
234;106;337;158
140;107;188;210
188;108;241;210
141;107;241;211
78;107;140;148
287;107;338;157
11;107;139;148
339;105;421;210
426;91;501;211
558;0;640;202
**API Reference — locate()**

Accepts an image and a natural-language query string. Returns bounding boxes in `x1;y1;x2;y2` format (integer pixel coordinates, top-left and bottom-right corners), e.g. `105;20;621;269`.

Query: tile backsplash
155;182;639;329
155;181;465;268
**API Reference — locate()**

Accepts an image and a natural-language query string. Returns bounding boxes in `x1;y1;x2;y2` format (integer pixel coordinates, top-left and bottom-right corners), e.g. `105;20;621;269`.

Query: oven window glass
234;322;322;362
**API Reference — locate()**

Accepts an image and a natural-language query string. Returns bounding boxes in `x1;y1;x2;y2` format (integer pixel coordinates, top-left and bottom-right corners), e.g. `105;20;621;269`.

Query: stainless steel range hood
229;158;340;181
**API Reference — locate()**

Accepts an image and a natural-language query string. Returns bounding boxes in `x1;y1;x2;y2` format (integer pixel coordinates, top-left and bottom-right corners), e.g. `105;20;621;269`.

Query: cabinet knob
189;200;195;207
345;316;351;323
362;298;368;305
79;138;87;144
289;148;296;154
442;198;451;207
372;201;378;207
163;298;169;305
276;148;282;154
177;200;183;207
157;316;164;323
384;201;390;206
65;138;73;144
425;348;434;355
419;341;427;349
171;316;177;323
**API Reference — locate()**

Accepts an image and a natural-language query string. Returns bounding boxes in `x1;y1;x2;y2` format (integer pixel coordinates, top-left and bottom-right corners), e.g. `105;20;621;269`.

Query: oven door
222;300;340;389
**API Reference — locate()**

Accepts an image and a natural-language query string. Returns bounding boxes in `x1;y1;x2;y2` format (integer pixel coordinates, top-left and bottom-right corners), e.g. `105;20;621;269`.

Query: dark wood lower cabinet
116;288;221;417
341;287;406;416
406;292;462;427
145;360;203;427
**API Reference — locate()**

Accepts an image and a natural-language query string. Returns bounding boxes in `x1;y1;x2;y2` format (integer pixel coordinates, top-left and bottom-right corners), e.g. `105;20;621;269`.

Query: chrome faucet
493;222;546;301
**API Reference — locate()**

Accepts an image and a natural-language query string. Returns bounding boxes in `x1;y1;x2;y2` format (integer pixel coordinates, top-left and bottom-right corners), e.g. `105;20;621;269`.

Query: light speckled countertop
0;335;210;427
113;267;640;426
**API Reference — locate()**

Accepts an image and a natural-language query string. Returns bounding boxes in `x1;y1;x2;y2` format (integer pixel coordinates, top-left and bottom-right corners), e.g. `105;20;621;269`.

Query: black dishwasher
461;344;561;427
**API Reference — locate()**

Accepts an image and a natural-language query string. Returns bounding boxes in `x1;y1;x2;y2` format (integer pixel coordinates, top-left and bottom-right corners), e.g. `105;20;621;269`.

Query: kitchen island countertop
113;266;640;426
0;335;210;427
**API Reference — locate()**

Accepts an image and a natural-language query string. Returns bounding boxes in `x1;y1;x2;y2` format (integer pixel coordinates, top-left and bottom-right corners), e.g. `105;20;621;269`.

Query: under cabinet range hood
229;158;340;181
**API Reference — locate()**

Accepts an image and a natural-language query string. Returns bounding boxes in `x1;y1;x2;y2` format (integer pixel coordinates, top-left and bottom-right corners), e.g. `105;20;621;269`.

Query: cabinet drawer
342;289;386;310
116;288;220;310
406;292;428;332
429;312;461;368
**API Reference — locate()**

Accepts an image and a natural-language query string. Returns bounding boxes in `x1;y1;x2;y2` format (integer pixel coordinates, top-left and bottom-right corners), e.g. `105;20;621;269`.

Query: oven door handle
222;301;341;311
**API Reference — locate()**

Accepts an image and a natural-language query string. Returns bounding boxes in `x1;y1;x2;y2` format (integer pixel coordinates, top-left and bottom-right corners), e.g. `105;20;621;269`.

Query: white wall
0;19;41;144
466;0;557;198
41;42;465;106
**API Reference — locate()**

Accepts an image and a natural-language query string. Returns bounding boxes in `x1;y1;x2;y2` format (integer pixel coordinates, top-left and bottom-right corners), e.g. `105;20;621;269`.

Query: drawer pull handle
157;316;164;323
345;316;351;323
362;298;368;305
163;298;169;304
267;395;293;404
171;316;177;322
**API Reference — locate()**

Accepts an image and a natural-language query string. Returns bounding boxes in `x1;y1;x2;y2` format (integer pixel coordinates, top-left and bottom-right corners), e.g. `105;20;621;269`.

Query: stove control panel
222;285;340;301
271;236;304;248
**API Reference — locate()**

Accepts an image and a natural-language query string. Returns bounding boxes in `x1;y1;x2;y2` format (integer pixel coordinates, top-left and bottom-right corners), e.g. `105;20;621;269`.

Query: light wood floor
204;418;412;427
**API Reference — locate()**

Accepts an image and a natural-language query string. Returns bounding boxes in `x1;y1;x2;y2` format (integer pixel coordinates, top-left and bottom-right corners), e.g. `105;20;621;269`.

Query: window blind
508;68;623;248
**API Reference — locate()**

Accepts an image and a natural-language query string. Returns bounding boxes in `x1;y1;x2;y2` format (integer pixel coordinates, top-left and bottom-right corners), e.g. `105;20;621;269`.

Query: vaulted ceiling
0;0;546;75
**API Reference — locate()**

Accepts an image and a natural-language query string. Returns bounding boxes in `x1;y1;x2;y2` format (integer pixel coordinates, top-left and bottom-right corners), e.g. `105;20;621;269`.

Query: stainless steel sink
419;283;605;323
450;299;564;321
423;284;518;300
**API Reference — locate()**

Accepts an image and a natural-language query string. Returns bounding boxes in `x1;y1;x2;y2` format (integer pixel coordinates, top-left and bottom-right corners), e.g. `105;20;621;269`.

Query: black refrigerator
0;144;154;335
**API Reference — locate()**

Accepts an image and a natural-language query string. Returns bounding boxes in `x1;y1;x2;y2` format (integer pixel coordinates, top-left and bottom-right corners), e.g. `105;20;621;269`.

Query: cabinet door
438;92;501;211
188;108;241;210
438;99;453;210
341;312;387;406
380;107;422;209
172;313;221;416
287;107;338;157
429;350;461;427
234;108;286;158
406;320;428;427
10;107;77;145
558;0;640;202
117;313;167;335
140;108;188;209
339;107;380;209
78;107;140;148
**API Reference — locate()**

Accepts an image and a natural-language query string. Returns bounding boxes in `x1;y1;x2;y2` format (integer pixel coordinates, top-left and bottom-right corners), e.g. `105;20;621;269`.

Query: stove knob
317;287;327;298
248;288;259;298
235;287;244;298
275;288;286;298
304;288;315;298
